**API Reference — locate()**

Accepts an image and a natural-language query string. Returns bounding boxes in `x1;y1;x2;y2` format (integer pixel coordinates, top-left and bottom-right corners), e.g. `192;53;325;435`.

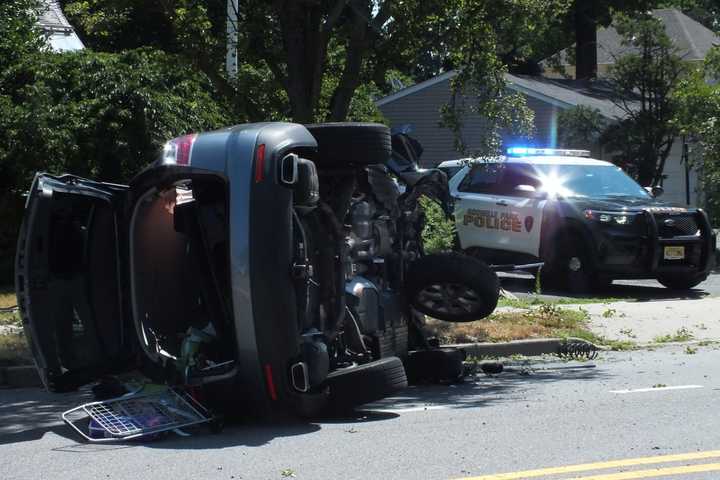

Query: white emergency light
506;147;591;157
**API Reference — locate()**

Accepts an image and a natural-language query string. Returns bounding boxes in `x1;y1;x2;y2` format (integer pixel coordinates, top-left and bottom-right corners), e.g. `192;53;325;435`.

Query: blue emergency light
506;147;590;157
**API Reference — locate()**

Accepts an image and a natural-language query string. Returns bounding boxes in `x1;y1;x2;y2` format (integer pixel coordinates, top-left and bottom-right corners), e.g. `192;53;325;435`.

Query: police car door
492;162;545;257
453;162;508;250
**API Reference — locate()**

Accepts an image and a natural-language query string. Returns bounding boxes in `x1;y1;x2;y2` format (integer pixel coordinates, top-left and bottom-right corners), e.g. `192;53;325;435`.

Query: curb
447;337;597;358
0;365;41;388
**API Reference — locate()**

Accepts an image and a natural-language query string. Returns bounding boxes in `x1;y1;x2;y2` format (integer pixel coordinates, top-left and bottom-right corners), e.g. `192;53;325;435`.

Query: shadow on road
363;361;610;414
0;360;610;450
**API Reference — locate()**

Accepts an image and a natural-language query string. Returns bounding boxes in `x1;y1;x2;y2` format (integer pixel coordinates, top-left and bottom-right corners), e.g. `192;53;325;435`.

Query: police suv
441;148;716;293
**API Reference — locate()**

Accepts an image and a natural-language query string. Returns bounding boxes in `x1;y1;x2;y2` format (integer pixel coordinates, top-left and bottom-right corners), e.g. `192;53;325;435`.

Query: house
38;0;84;52
545;8;719;79
376;8;717;207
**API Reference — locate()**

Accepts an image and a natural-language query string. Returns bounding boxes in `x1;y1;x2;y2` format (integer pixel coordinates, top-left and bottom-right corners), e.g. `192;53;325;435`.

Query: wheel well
540;220;597;269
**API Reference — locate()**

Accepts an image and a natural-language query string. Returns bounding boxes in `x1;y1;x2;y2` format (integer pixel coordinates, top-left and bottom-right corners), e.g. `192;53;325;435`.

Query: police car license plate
664;246;685;260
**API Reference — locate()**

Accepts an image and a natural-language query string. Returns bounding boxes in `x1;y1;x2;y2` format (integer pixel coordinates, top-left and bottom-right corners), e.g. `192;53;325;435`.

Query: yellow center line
455;450;720;480
566;462;720;480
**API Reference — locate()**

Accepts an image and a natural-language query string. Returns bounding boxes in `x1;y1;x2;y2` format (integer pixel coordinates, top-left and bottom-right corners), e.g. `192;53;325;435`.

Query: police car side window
497;164;540;197
458;163;504;194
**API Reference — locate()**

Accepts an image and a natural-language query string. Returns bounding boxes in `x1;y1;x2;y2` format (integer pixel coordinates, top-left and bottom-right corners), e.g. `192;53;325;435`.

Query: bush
0;48;233;283
420;196;456;254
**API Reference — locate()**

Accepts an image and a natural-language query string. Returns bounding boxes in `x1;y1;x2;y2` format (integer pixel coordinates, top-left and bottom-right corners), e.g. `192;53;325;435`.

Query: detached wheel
305;123;391;167
657;273;707;290
404;348;465;384
326;357;407;410
406;253;499;322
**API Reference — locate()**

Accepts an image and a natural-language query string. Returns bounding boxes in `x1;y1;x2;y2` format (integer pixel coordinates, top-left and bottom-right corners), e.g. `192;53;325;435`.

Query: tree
674;47;720;220
605;13;686;186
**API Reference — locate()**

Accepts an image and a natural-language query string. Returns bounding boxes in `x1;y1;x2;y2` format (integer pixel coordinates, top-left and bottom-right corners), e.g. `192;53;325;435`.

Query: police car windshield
532;163;650;199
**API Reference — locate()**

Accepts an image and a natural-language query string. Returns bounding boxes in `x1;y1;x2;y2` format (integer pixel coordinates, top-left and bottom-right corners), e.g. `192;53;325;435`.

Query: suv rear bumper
592;210;715;280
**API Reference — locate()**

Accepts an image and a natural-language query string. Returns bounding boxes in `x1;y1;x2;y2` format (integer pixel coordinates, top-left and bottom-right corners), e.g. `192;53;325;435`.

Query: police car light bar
506;147;591;157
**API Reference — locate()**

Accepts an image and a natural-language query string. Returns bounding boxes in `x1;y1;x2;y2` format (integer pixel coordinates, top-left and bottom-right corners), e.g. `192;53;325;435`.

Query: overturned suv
16;122;499;417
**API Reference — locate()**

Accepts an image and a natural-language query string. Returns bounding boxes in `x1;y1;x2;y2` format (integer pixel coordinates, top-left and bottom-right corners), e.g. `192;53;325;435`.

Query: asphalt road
499;271;720;302
2;344;720;480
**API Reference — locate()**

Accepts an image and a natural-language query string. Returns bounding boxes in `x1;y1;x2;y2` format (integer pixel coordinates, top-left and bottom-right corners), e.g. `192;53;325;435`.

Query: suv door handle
496;200;508;206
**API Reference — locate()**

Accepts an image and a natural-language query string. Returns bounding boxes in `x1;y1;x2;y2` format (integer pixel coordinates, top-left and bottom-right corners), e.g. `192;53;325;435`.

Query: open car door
15;174;135;392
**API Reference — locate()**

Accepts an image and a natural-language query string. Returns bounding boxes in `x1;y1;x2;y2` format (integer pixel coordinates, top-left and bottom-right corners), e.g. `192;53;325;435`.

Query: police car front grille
654;214;699;238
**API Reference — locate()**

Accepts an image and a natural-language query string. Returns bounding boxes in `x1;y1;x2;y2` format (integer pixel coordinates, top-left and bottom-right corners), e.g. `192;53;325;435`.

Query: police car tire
657;273;707;291
305;123;391;167
406;253;500;322
546;234;597;294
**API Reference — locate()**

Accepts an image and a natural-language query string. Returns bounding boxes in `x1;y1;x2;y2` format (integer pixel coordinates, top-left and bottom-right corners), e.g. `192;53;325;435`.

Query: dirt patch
0;330;32;366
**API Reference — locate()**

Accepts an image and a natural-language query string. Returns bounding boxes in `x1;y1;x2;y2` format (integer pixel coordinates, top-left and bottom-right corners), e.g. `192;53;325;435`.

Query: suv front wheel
541;233;604;294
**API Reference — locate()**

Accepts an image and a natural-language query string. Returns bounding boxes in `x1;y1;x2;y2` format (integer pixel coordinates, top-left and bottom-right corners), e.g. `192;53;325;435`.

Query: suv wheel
406;253;499;322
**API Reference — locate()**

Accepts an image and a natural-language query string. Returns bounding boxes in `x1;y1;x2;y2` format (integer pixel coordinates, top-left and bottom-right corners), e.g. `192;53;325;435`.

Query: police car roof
439;155;613;167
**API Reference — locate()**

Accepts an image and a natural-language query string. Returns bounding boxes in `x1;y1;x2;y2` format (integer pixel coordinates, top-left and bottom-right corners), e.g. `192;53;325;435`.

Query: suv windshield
532;163;650;199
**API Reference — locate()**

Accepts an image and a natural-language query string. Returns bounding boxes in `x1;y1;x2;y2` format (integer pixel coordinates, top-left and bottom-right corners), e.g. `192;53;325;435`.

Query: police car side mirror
645;186;664;198
514;184;547;199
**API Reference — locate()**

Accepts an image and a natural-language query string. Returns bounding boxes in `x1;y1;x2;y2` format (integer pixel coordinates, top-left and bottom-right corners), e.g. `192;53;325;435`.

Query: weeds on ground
425;302;635;350
0;285;16;309
0;331;32;366
653;327;695;343
497;296;623;309
685;345;698;355
0;311;20;327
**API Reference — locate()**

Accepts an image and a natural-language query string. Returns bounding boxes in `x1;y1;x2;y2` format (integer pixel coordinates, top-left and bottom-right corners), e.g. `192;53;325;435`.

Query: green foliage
0;0;46;74
603;12;687;186
0;48;232;282
674;46;720;222
419;197;456;254
557;106;608;148
0;48;231;184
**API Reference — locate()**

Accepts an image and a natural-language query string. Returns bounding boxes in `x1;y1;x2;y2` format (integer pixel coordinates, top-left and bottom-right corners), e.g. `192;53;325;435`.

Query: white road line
609;385;704;394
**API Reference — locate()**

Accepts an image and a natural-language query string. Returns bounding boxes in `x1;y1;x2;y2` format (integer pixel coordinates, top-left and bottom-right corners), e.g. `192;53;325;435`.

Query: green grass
426;303;636;350
0;285;16;309
0;311;20;326
653;327;695;343
0;331;32;366
497;295;623;309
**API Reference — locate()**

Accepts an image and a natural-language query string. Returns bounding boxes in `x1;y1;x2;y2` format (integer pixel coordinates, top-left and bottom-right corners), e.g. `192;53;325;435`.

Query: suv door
15;174;135;392
452;162;508;250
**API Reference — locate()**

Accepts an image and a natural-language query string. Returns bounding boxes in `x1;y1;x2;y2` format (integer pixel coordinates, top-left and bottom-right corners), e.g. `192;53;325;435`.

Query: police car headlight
584;210;635;225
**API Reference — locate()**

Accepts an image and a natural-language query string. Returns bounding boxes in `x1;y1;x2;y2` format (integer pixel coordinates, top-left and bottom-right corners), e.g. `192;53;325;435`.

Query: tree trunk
574;0;597;80
328;12;369;121
277;1;327;123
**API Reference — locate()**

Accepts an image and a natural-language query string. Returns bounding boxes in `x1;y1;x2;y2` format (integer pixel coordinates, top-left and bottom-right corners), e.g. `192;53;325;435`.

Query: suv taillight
162;134;197;166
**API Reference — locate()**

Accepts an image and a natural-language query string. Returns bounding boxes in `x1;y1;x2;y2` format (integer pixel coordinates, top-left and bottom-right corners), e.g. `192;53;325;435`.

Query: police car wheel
406;253;499;322
657;273;707;291
547;235;598;294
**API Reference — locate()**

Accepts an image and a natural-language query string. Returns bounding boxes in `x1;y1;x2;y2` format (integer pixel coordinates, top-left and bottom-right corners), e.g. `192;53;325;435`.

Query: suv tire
326;356;407;409
306;123;391;167
404;348;465;384
406;253;499;322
